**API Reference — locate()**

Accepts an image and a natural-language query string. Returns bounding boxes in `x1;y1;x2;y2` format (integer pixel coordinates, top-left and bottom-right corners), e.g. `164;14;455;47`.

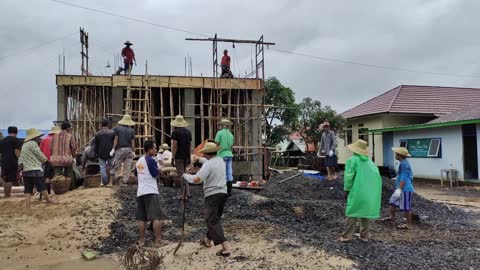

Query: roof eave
369;118;480;134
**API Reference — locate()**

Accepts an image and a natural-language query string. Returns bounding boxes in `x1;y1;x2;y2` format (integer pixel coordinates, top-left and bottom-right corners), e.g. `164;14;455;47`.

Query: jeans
99;158;114;185
223;157;233;182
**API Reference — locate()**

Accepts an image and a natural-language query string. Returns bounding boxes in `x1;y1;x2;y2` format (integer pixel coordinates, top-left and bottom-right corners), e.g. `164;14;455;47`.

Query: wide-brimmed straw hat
160;143;170;150
347;139;369;156
199;142;222;154
218;119;233;126
158;148;164;153
25;128;44;142
171;115;188;127
118;114;136;126
124;40;133;46
392;147;411;157
48;126;61;135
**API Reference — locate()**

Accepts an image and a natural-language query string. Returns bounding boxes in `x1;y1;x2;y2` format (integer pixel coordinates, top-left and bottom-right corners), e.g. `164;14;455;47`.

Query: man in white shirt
135;140;163;246
183;142;232;257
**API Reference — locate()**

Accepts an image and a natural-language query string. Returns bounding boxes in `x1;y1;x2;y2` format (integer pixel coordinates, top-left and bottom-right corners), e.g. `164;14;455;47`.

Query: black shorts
136;194;163;221
1;166;18;183
325;155;338;167
24;176;46;194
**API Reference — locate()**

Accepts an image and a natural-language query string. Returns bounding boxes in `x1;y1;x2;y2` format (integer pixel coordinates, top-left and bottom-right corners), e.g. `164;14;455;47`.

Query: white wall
393;126;463;180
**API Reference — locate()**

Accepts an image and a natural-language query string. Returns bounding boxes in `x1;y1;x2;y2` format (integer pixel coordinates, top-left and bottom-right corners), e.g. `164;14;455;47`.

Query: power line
269;48;480;78
39;1;480;78
49;0;209;37
0;32;77;61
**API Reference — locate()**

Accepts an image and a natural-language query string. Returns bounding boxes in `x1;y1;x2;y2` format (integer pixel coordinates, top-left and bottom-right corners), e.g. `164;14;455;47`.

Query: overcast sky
1;0;480;129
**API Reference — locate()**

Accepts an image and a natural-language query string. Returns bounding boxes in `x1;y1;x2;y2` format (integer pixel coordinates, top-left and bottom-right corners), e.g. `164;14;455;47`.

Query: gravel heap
94;172;480;269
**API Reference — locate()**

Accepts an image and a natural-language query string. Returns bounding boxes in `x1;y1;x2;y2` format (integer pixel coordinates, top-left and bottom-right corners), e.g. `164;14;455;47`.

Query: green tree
297;98;346;144
264;77;300;146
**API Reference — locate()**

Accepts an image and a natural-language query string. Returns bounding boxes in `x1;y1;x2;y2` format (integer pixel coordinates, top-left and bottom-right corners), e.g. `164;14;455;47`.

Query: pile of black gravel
94;172;480;269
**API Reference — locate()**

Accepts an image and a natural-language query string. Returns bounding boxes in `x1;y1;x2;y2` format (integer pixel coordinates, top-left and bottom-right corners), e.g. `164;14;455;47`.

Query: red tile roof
341;85;480;119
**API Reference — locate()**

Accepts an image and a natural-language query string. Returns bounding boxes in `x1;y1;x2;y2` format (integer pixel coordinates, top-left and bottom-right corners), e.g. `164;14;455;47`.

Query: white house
370;104;480;183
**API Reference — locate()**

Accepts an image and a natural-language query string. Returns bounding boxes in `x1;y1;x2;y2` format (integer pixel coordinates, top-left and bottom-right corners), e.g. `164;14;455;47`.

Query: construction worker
215;119;234;196
111;114;136;186
220;49;233;78
340;139;381;243
121;40;136;75
183;142;232;257
170;115;192;199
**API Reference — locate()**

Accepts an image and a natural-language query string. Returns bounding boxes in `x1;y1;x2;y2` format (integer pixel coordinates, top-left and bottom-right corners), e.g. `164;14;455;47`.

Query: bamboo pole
160;86;164;142
201;78;205;142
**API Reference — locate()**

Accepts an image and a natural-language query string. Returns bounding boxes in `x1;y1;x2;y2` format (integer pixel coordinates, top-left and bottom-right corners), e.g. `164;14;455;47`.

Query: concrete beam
56;75;262;90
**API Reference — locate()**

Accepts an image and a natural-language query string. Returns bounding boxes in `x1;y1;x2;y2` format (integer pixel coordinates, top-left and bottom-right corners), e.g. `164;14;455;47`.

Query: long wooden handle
173;185;187;255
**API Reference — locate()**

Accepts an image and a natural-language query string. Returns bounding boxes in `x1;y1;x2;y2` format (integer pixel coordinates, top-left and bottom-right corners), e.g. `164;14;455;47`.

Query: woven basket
84;174;101;188
51;175;71;195
160;174;176;187
128;174;138;185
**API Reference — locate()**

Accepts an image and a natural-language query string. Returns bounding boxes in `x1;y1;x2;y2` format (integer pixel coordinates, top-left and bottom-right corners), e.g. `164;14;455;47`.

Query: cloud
0;0;479;128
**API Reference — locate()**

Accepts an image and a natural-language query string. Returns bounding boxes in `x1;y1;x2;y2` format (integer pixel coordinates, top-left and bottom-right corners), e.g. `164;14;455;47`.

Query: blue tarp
304;173;326;180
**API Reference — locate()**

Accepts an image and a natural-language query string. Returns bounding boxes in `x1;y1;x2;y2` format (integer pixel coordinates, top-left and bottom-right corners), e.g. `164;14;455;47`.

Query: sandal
338;237;351;243
216;250;231;257
397;224;411;230
199;239;212;248
380;217;393;222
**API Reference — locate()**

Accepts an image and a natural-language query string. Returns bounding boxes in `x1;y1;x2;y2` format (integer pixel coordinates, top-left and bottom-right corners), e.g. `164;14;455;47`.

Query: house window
399;140;408;148
358;127;369;143
427;138;441;157
344;125;353;145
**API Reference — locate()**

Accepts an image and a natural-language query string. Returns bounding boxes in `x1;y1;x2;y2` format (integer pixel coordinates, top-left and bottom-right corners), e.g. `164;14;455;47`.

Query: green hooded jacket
344;153;382;219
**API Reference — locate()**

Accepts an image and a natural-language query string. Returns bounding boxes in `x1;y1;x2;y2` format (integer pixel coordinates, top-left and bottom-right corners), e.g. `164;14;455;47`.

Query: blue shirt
396;159;414;192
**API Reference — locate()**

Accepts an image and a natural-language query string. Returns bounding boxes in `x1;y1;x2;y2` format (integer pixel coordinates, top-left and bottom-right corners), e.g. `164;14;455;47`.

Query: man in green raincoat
340;139;382;242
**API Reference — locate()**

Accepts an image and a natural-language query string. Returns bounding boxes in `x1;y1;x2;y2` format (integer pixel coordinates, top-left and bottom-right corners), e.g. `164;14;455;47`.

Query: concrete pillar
184;88;196;144
57;86;67;121
111;87;124;120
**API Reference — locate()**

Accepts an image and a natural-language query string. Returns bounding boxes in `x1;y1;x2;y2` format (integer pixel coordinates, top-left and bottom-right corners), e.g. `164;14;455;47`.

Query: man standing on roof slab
220;49;233;78
339;139;381;243
121;40;136;75
381;147;415;230
319;121;338;181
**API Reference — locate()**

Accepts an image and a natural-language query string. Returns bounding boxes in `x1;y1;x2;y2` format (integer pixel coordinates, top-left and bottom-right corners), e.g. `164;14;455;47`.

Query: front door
462;124;478;179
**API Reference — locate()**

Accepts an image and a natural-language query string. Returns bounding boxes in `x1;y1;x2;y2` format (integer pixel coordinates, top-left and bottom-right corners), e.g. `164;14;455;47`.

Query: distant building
338;85;480;182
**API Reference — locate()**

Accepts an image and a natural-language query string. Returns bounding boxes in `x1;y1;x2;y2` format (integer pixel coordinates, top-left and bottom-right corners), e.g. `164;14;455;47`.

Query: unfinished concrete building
58;74;269;181
56;34;273;179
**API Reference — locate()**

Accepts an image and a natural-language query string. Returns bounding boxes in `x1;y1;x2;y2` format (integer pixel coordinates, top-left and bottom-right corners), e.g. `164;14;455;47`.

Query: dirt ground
1;179;479;270
0;187;119;270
